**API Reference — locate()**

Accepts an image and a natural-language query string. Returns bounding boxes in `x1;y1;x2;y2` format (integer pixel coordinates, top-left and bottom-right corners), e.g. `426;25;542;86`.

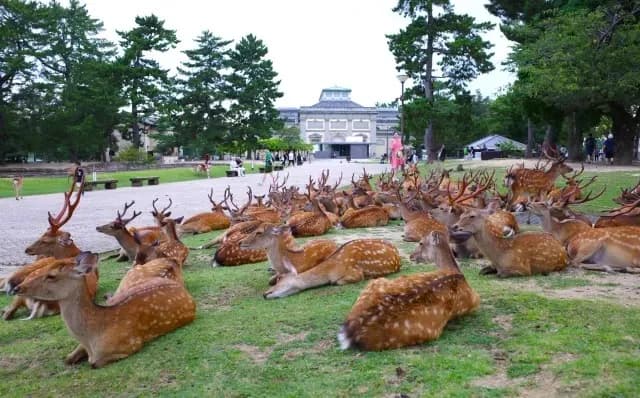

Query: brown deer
396;190;446;242
452;209;568;277
529;199;640;272
339;231;479;351
239;224;338;285
12;252;196;368
264;239;401;299
96;201;163;262
112;258;184;295
594;197;640;228
504;153;573;209
12;176;24;200
25;182;83;259
3;256;99;320
340;194;389;228
134;216;189;267
286;196;333;237
179;189;231;234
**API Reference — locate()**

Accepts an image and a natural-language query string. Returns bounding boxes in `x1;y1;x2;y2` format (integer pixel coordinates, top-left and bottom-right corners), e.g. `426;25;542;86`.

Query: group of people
584;133;615;164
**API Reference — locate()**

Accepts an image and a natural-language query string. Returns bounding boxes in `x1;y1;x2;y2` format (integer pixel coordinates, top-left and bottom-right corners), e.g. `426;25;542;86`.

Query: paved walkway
0;160;390;269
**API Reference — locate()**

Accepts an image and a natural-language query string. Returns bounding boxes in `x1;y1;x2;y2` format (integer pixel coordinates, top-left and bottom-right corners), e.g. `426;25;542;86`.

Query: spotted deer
96;201;163;262
3;256;99;320
111;258;184;295
12;252;196;368
530;197;640;273
287;197;333;237
396;190;446;242
134;216;189;267
339;231;479;351
179;189;231;234
452;209;568;277
340;194;389;228
12;176;24;200
239;224;338;285
264;239;401;299
504;153;573;209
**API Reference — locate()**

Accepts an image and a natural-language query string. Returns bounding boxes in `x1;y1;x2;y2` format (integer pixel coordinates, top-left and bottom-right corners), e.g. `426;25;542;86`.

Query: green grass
0;165;262;198
2;224;640;397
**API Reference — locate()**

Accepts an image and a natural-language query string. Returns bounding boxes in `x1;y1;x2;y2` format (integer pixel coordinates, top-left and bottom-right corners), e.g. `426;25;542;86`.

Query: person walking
585;133;596;163
288;150;295;167
390;132;404;172
259;149;273;186
603;133;615;165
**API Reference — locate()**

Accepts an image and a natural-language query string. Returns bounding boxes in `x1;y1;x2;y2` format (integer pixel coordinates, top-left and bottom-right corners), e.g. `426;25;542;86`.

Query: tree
118;15;178;148
511;4;640;163
387;0;494;161
172;31;232;156
226;34;283;155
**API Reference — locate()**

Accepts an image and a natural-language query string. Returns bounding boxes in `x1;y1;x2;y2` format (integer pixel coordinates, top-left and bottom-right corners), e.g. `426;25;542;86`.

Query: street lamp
396;74;409;145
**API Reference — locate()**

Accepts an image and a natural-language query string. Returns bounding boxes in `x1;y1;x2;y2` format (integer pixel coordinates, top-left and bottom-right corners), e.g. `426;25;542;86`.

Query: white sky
74;0;515;107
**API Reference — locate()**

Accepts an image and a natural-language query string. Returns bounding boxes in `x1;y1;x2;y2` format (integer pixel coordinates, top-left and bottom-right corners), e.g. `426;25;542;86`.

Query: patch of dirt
234;344;273;365
500;269;640;307
283;339;332;360
276;331;308;345
493;315;513;333
198;286;254;311
0;355;27;371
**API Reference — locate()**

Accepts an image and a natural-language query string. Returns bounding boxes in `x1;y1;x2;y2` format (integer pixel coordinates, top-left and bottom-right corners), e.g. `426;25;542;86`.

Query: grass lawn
0;165;262;198
1;222;639;397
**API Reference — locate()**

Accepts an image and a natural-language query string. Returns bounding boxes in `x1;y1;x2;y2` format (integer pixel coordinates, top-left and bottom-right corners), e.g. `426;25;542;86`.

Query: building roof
467;134;526;150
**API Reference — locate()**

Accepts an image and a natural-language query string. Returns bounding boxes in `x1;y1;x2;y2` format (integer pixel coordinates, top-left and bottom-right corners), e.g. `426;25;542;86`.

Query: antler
152;197;172;217
603;196;640;217
559;185;607;207
208;188;217;207
117;201;141;225
48;181;83;233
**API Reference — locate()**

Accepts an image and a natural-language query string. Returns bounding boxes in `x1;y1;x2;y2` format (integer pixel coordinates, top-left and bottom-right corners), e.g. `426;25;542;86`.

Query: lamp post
397;73;409;145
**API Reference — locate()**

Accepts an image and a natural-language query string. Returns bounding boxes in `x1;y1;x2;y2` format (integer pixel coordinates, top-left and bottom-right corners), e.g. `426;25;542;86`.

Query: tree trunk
608;102;636;165
423;4;436;163
567;112;583;162
131;102;140;148
526;118;534;158
542;124;558;157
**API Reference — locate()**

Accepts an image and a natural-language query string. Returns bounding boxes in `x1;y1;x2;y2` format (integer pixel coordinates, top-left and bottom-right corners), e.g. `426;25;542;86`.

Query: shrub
115;147;155;164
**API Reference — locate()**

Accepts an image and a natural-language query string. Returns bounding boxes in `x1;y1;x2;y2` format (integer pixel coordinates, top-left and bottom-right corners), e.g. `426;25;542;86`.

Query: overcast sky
74;0;515;107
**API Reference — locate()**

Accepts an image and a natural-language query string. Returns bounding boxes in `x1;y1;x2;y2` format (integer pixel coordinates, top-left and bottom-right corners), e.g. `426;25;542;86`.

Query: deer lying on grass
96;201;163;262
239;224;338;285
264;239;401;299
12;176;23;200
340;194;390;228
135;216;189;267
287;197;334;237
452;209;568;277
530;194;640;273
4;182;91;320
12;252;196;368
179;189;231;235
339;231;479;351
2;257;99;320
111;258;184;295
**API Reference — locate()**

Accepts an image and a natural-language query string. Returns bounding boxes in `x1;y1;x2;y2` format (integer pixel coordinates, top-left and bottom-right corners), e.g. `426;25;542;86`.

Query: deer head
151;197;173;225
25;182;82;258
96;201;141;236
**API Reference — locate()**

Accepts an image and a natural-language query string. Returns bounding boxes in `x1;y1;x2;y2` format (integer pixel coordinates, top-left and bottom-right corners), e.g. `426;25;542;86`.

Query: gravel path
0;160;390;274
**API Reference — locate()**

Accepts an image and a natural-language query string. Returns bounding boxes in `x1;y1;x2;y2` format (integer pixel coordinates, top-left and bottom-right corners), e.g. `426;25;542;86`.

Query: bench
83;179;118;191
226;170;239;177
274;165;284;171
130;176;160;187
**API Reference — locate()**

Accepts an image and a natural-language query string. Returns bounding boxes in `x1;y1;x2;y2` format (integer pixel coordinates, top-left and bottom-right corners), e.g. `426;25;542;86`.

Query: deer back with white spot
340;206;390;229
111;258;183;297
566;225;640;269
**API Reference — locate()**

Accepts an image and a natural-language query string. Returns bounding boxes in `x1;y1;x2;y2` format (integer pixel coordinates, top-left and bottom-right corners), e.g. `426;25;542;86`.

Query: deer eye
46;274;56;280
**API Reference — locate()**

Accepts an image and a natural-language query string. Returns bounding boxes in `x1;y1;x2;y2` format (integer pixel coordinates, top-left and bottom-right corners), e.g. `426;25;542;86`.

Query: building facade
279;87;399;159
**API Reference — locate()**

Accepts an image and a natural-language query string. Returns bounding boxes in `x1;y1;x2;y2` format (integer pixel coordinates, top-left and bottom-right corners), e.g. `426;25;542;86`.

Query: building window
329;119;348;130
352;119;370;131
306;119;324;130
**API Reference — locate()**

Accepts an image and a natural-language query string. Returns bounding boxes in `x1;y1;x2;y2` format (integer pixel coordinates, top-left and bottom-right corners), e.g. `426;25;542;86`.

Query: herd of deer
2;152;640;367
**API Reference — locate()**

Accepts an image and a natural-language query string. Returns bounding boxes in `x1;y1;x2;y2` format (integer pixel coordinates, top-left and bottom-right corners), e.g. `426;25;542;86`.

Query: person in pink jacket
390;132;404;171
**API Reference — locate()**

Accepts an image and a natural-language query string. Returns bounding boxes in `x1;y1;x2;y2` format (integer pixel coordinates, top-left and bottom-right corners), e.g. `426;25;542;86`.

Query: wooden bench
130;176;160;187
226;170;239;177
83;179;118;191
274;165;284;171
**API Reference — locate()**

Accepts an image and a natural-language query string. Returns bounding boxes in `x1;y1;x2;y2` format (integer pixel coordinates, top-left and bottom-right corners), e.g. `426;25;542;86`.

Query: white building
279;87;399;159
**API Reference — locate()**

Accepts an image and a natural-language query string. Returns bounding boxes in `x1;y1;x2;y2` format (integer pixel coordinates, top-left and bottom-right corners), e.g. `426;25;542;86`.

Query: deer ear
74;252;98;275
165;211;172;218
174;216;184;224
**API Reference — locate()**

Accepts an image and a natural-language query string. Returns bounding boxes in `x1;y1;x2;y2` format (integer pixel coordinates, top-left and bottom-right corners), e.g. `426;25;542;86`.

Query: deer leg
567;240;605;267
21;301;41;320
65;344;89;365
479;266;497;275
333;268;365;285
2;296;26;320
90;353;130;369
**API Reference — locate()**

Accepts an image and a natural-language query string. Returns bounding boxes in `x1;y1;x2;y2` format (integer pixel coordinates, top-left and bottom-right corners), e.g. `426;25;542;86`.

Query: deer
3;256;99;321
529;193;640;273
135;216;189;267
25;181;83;259
340;194;390;229
504;153;573;210
264;239;401;299
179;189;231;235
396;189;446;242
286;188;334;237
12;176;24;200
239;224;338;285
339;231;479;351
451;209;568;277
11;252;196;368
594;195;640;228
96;201;163;262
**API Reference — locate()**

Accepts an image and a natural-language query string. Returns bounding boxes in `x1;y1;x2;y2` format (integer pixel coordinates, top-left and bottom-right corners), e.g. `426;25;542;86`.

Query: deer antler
208;188;218;207
116;201;141;225
48;181;83;234
559;185;607;207
331;172;343;192
603;196;640;217
152;197;173;217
